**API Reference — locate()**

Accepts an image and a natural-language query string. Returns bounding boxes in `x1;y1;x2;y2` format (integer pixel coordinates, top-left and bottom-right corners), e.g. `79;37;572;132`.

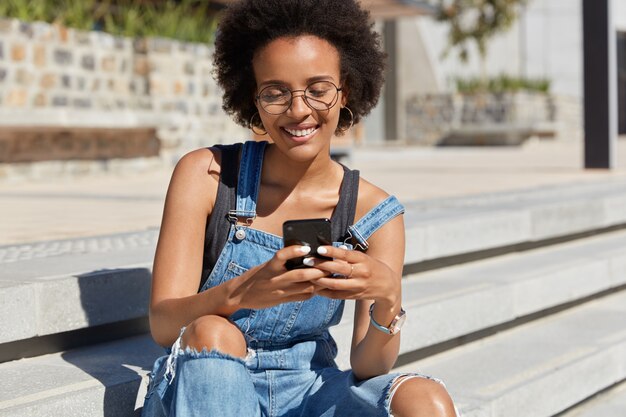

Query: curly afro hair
213;0;386;134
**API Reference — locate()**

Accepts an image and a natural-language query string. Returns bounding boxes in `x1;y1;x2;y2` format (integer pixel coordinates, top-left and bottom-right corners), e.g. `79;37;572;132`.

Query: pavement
1;139;625;246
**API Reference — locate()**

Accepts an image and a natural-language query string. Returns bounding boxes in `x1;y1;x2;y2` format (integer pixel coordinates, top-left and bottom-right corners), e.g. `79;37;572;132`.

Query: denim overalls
142;141;439;417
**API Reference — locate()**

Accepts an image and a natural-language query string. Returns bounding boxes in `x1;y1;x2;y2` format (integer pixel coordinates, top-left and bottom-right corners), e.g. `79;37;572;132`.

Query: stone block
0;126;160;162
72;98;92;109
35;268;151;336
530;199;605;240
560;381;626;417
609;252;626;287
52;96;69;107
0;334;162;417
15;68;34;86
81;54;95;71
55;25;70;43
101;55;116;72
53;48;72;66
604;193;626;225
33;43;46;67
5;89;28;107
512;259;610;317
0;281;37;344
11;43;27;62
424;210;530;259
74;30;91;45
0;18;15;33
33;93;47;107
40;73;57;89
61;74;71;88
406;291;626;417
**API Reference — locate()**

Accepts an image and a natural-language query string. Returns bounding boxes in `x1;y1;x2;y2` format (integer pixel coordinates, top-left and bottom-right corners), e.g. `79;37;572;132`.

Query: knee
181;315;247;358
391;377;456;417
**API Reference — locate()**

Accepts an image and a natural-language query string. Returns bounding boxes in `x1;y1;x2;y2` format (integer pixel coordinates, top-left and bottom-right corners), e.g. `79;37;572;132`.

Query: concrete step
558;379;626;417
2;218;626;360
0;230;156;345
402;178;626;263
396;290;626;417
0;334;161;417
2;289;624;417
331;227;626;368
1;179;625;346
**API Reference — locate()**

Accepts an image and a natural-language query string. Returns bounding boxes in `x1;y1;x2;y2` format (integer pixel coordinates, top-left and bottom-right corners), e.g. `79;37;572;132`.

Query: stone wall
0;18;245;173
405;92;582;146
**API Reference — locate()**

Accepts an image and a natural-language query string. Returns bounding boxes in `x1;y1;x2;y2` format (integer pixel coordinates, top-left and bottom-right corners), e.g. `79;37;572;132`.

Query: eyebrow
258;75;337;88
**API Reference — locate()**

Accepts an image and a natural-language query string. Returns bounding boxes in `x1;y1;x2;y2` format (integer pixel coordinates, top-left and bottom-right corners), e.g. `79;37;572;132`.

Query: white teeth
285;127;316;137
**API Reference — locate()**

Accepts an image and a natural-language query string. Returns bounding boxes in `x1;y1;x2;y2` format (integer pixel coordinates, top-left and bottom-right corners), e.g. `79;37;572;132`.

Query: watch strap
369;303;406;335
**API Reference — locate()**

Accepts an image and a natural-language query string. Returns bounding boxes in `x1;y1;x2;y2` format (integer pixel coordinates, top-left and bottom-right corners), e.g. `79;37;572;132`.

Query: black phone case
283;218;332;270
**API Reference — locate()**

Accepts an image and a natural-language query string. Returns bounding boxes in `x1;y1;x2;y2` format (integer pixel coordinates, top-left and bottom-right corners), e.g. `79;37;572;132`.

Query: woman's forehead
252;35;342;86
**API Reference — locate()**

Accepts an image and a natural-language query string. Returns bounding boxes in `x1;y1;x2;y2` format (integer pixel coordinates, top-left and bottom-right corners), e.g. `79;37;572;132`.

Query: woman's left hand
308;246;401;307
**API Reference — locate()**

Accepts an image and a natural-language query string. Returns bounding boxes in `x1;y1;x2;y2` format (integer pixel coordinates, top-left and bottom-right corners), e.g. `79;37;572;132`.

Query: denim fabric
142;141;443;417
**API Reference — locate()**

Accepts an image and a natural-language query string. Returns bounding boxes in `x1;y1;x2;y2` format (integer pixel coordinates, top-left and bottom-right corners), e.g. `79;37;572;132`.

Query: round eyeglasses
256;81;342;115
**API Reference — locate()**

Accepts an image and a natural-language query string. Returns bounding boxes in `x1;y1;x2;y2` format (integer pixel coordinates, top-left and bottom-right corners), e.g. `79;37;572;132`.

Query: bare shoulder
166;147;223;213
173;147;222;180
354;177;391;221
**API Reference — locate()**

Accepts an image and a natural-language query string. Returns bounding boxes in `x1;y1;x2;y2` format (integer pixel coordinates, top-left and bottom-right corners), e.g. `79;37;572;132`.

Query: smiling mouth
283;126;319;137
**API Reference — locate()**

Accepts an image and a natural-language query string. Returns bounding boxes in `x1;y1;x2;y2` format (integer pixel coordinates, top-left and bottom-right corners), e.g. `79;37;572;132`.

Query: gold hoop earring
339;107;354;133
249;112;267;136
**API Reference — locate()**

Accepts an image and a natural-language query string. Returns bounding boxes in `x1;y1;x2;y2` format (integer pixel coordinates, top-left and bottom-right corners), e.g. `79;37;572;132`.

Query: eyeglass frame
255;81;344;115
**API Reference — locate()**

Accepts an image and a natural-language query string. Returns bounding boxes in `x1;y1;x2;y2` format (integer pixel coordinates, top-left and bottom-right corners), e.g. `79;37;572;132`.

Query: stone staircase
1;179;625;416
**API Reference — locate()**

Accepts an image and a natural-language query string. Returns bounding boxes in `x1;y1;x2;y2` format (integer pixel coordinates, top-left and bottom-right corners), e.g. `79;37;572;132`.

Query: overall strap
346;196;405;251
200;143;241;292
331;165;360;242
231;140;268;221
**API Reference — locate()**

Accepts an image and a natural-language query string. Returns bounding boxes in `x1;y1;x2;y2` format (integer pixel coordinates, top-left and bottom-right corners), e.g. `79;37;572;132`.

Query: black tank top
199;143;360;292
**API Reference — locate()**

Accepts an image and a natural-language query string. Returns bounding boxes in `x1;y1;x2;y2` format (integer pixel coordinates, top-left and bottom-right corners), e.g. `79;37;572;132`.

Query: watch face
390;311;407;334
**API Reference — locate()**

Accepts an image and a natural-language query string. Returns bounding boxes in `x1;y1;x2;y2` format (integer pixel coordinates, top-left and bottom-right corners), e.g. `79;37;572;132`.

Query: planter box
405;92;557;146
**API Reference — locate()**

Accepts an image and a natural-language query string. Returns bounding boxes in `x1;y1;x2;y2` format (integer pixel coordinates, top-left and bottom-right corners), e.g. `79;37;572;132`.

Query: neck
262;144;340;192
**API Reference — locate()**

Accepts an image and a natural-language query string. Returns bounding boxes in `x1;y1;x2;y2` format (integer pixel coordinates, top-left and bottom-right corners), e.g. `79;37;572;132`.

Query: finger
314;288;361;300
276;267;327;283
316;245;361;263
273;245;312;264
314;276;357;291
308;258;354;277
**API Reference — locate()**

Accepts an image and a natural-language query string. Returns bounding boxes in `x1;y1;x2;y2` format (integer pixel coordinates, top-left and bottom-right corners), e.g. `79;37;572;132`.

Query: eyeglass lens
258;81;340;114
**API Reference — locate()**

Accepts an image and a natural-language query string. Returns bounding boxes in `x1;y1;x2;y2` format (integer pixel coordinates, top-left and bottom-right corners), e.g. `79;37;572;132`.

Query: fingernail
317;246;328;255
299;245;311;254
339;245;348;250
303;257;315;267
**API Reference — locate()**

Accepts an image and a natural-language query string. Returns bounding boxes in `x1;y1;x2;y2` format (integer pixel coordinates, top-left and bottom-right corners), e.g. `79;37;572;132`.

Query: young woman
142;1;457;416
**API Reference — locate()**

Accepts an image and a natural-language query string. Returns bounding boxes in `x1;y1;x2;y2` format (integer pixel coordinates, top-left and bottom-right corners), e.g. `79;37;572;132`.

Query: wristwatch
369;303;406;335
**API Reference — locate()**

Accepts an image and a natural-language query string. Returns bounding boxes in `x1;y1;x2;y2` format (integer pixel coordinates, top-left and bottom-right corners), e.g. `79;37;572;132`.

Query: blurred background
1;2;626;417
0;0;624;174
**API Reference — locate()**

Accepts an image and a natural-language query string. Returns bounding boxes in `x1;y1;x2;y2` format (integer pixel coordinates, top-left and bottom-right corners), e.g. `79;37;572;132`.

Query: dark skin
148;35;456;417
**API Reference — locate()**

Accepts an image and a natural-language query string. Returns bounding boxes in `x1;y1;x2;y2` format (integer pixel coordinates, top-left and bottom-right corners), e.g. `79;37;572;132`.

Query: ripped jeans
141;327;449;417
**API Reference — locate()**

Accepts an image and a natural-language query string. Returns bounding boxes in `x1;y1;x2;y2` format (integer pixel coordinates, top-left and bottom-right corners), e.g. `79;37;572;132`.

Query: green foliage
455;74;551;94
0;0;218;43
436;0;528;61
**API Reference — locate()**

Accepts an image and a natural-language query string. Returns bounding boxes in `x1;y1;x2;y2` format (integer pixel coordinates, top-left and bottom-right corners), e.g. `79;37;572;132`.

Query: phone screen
283;218;332;270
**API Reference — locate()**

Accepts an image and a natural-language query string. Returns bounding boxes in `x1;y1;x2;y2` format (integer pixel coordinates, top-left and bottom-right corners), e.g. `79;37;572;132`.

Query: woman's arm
310;183;406;380
149;148;241;346
348;214;405;379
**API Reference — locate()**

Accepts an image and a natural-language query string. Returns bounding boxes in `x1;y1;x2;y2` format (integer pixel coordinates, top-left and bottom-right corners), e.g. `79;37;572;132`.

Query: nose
288;91;312;118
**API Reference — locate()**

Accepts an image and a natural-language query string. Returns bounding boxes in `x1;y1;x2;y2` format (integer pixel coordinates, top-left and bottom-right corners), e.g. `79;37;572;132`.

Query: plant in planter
435;0;528;81
405;1;556;145
0;0;219;43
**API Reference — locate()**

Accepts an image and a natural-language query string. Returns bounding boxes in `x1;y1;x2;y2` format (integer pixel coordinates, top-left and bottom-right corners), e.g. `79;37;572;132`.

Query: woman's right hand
227;245;327;310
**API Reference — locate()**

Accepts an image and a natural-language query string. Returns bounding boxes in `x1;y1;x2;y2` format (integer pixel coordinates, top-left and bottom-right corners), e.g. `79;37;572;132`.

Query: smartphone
283;218;332;270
